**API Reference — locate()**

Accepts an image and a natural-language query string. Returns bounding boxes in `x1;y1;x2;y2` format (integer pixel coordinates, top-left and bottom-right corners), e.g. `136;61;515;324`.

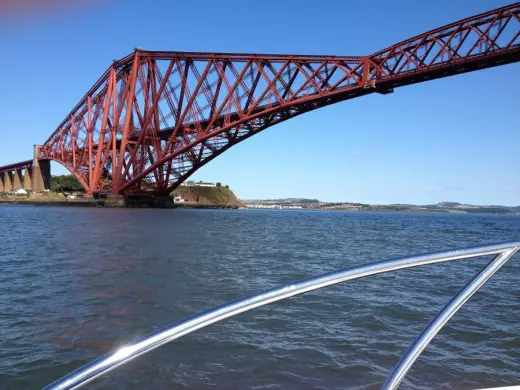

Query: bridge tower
32;145;51;191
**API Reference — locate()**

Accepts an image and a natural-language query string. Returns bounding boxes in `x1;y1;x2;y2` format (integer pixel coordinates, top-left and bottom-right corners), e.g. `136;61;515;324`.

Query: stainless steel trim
43;241;520;390
381;248;519;390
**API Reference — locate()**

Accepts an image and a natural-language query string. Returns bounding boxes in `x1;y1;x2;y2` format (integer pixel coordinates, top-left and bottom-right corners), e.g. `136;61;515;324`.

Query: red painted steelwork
4;3;520;194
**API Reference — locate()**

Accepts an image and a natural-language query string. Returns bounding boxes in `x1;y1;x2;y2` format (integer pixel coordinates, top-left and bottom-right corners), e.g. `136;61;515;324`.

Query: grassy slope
173;186;244;207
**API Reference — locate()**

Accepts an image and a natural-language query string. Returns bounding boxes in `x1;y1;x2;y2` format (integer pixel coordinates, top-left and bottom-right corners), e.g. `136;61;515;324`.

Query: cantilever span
2;2;519;195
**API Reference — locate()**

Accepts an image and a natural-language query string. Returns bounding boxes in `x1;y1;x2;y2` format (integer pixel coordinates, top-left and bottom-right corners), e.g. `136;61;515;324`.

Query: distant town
243;199;520;214
2;175;519;214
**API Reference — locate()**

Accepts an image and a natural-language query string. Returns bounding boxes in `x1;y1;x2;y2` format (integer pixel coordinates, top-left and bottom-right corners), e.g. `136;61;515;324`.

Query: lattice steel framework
28;3;520;194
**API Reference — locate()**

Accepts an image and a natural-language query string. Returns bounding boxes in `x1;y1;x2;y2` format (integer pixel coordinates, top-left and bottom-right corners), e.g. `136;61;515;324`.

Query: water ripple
0;206;519;389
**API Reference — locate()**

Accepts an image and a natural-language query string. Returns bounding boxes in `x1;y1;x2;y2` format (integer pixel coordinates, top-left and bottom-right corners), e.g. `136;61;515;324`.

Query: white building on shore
181;181;217;187
8;188;28;196
173;195;185;203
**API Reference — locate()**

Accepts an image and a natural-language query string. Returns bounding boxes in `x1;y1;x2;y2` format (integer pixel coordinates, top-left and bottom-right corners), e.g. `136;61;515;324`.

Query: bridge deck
0;159;33;174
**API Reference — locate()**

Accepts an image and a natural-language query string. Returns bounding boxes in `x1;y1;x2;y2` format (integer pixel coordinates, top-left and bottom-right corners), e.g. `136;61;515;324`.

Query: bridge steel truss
33;3;520;194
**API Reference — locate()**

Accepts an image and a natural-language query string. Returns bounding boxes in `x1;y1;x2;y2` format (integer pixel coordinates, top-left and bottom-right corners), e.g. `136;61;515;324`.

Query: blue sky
0;0;518;205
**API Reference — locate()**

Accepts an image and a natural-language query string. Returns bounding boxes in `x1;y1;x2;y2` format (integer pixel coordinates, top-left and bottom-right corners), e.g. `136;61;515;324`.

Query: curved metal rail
44;241;520;390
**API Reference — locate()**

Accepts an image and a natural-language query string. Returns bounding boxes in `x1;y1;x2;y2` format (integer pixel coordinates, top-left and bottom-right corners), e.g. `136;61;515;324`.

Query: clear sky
0;0;518;205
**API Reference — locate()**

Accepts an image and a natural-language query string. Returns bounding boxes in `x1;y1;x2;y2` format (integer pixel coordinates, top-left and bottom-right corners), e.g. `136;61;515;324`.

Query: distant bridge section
1;2;519;195
0;147;51;193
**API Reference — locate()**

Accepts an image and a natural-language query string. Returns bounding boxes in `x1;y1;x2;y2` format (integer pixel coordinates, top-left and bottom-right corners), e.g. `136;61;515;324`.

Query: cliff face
173;186;244;208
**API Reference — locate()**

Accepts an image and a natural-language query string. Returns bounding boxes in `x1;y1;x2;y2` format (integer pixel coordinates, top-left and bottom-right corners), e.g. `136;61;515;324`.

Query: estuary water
0;205;519;389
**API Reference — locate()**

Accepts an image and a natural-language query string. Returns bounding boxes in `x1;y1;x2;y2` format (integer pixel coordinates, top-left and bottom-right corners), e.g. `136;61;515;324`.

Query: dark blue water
1;206;519;389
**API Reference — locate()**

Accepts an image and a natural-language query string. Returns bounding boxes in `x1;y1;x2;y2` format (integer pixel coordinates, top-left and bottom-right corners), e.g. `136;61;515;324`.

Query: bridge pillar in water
13;169;23;190
0;174;4;192
4;171;13;192
32;145;51;191
23;167;32;190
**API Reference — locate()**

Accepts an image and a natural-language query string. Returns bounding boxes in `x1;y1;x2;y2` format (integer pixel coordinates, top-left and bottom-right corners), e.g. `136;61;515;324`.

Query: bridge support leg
13;169;23;190
4;172;13;192
0;174;4;193
32;145;51;191
23;167;32;190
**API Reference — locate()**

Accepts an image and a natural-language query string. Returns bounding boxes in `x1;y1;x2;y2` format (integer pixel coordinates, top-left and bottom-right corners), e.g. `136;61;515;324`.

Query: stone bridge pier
32;145;51;191
1;172;12;192
0;146;52;193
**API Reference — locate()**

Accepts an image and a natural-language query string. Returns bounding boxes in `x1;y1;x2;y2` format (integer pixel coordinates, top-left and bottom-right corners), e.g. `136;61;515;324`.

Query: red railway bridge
1;3;519;203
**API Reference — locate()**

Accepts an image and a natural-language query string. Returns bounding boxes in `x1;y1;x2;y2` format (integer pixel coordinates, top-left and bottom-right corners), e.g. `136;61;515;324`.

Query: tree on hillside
52;175;84;192
216;182;222;187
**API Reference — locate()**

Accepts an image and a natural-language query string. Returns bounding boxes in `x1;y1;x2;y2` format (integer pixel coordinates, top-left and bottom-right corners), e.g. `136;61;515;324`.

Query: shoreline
0;198;240;209
243;207;520;215
0;198;516;215
0;199;99;207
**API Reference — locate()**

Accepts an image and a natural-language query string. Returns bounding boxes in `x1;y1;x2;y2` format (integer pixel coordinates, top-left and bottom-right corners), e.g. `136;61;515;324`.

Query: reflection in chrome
44;241;520;390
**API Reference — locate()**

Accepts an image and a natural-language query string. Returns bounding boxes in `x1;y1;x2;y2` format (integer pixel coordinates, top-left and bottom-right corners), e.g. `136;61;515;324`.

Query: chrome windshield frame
43;241;520;390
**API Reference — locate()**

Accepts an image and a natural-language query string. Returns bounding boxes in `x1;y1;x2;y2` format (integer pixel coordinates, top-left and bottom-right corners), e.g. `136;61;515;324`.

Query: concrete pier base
90;193;175;208
125;194;175;208
102;194;126;207
0;175;4;193
153;195;175;208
